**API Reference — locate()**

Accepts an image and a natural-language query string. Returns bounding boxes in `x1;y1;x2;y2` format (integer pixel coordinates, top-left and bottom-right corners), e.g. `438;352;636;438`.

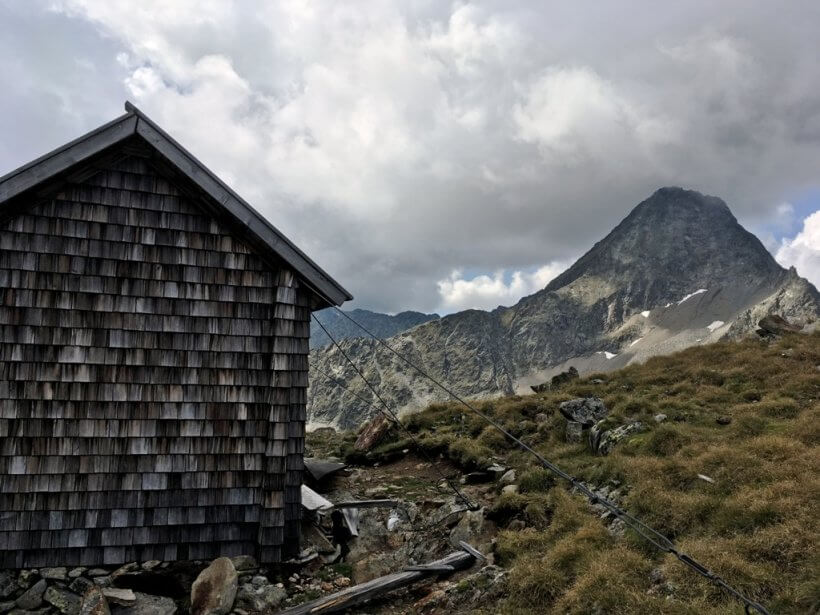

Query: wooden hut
0;102;352;567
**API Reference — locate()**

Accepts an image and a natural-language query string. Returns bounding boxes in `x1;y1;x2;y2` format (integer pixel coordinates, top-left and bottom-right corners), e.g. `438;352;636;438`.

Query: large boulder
190;557;238;615
559;398;609;426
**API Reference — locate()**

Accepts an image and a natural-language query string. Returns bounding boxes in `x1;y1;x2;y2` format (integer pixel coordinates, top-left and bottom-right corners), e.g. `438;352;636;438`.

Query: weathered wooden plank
277;550;476;615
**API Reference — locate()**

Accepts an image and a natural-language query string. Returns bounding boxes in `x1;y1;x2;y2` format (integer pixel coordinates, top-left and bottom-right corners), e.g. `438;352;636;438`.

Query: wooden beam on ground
276;549;477;614
331;499;399;509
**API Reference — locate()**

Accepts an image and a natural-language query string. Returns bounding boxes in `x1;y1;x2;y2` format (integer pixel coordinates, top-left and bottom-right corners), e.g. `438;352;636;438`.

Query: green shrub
645;424;692;456
519;468;557;493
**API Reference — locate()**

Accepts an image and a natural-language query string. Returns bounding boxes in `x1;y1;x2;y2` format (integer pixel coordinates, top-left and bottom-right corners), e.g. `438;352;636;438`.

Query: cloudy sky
1;1;819;313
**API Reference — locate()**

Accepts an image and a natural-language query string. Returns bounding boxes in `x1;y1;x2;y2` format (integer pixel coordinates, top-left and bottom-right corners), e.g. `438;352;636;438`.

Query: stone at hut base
42;568;68;581
101;588;136;607
44;585;82;614
79;586;110;615
0;570;15;598
111;592;176;615
69;577;95;596
229;556;258;572
15;579;47;610
190;557;238;615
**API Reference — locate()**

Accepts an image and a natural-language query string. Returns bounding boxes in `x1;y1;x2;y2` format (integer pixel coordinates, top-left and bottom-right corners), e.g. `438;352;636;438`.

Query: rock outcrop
309;188;820;430
311;309;439;349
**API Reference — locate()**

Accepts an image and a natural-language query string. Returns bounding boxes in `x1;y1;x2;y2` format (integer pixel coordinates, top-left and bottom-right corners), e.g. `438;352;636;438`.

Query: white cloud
4;2;820;313
776;210;820;287
513;67;672;166
437;263;566;312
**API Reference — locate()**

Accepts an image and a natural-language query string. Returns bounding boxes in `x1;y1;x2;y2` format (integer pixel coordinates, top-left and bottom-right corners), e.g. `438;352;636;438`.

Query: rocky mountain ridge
310;308;439;349
309;188;819;429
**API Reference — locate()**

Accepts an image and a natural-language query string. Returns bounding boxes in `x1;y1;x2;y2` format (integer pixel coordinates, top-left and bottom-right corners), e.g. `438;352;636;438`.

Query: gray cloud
1;1;819;313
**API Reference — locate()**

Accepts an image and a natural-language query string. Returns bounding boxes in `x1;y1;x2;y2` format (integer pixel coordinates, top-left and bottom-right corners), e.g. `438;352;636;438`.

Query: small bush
644;424;692;456
693;368;725;387
734;414;769;437
519;468;556;493
757;397;800;419
447;437;493;470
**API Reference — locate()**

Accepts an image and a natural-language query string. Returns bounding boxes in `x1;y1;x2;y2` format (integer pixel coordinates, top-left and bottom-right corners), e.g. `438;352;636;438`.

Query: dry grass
313;332;819;613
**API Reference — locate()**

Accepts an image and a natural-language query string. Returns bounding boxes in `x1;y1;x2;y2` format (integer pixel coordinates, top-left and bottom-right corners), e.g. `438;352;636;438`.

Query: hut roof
0;101;352;308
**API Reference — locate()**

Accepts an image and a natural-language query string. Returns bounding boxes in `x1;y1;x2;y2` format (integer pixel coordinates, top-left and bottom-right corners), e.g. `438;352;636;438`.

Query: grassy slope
313;332;819;614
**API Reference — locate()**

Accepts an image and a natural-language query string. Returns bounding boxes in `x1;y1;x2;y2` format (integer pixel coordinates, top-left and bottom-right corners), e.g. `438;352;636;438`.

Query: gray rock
190;557;237;615
109;565;137;582
499;469;516;485
534;413;549;424
110;592;176;615
8;608;53;615
42;568;68;581
0;600;16;613
653;413;667;423
559;398;609;426
565;420;584;443
501;484;519;495
101;589;135;607
44;586;82;614
590;421;644;455
79;586;110;615
260;586;286;610
69;577;95;596
228;556;257;572
0;571;17;599
15;579;47;610
86;570;109;578
234;584;262;612
17;571;38;591
448;508;484;549
68;568;87;580
756;314;802;337
139;561;161;572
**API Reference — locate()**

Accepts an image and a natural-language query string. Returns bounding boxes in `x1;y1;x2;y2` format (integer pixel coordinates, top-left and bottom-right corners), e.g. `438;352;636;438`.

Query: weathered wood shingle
0;154;311;567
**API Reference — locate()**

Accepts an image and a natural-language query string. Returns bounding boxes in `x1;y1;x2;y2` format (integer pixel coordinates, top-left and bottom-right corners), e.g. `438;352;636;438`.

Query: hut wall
0;155;309;567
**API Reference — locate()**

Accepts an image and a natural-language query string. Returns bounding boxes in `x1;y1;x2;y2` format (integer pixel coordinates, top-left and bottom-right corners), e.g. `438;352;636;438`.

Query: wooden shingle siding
0;154;309;567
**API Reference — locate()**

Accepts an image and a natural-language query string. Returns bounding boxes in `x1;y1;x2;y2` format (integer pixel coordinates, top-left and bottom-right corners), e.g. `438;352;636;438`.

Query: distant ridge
309;188;819;429
310;308;439;349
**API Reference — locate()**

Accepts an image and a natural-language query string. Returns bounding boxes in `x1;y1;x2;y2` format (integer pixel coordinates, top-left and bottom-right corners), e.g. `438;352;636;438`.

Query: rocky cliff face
310;308;439;349
309;188;819;429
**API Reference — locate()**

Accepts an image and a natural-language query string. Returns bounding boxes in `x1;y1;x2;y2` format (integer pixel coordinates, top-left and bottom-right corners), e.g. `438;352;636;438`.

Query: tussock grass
332;331;819;613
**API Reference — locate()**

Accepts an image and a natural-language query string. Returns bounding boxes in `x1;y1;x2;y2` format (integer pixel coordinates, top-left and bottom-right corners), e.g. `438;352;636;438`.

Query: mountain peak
544;187;781;298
